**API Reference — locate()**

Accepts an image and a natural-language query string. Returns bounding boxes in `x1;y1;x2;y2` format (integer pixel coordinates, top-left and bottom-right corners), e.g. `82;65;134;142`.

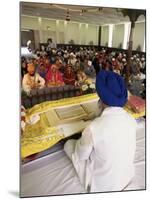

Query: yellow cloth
124;106;145;119
21;94;98;158
21;93;145;158
21;113;64;158
25;93;98;119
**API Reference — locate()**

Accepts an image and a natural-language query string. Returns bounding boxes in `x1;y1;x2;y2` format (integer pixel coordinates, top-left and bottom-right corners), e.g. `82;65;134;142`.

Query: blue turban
96;70;128;107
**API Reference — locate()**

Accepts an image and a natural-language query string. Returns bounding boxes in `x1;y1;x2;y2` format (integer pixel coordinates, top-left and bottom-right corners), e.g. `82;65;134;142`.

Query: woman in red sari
46;64;64;87
63;65;76;85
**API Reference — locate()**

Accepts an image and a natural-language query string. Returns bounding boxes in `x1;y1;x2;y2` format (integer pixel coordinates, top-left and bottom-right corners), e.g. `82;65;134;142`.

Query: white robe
64;107;137;193
22;73;45;94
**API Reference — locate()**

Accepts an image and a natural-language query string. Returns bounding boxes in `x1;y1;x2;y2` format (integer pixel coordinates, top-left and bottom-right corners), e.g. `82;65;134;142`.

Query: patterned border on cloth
21;93;145;158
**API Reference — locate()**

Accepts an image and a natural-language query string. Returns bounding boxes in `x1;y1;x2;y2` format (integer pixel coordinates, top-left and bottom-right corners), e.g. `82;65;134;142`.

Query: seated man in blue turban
64;70;137;193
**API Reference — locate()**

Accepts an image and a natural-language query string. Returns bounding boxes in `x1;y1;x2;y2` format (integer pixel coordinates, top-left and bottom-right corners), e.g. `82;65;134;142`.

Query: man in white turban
22;63;45;95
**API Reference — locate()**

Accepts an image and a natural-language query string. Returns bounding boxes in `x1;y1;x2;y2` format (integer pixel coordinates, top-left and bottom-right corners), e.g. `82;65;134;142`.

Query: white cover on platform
21;119;145;197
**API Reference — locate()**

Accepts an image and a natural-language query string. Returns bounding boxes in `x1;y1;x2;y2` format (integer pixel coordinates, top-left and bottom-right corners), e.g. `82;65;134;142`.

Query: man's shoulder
35;72;41;76
89;116;105;130
90;110;137;128
124;110;137;127
35;73;45;79
22;73;29;79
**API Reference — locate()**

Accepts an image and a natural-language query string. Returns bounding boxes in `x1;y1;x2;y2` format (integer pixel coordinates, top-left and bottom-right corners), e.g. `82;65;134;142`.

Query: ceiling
20;2;145;25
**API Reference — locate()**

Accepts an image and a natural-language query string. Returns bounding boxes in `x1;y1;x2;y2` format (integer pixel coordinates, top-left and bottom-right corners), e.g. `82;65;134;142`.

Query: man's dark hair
47;38;52;43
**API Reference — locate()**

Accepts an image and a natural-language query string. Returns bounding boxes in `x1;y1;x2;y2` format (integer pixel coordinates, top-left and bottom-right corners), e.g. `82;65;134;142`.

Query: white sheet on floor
21;119;145;197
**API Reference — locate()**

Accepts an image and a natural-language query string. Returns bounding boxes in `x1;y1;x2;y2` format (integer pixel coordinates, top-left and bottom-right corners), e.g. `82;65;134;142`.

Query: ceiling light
47;26;50;30
22;29;30;32
98;7;103;11
80;9;84;16
65;10;70;21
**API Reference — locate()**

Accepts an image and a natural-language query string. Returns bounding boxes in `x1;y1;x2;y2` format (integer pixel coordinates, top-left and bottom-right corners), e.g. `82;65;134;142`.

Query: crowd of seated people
21;45;146;99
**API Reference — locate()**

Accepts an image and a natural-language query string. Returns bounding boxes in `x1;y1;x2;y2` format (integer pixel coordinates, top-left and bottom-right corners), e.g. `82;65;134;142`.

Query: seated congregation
21;45;146;104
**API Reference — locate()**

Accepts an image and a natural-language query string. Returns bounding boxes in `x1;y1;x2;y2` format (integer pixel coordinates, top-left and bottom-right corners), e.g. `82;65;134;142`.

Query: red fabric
46;68;64;83
63;69;76;85
45;63;52;70
127;96;145;113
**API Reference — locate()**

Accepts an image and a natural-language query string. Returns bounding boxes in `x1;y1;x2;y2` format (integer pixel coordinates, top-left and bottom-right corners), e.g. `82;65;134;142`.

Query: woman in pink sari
46;64;64;87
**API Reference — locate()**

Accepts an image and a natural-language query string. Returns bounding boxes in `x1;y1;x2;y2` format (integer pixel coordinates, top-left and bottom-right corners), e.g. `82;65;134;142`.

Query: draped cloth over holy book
126;96;145;113
21;94;100;158
21;93;145;158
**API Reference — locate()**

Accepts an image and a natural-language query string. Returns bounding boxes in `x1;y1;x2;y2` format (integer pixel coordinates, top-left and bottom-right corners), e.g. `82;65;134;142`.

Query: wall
132;22;145;51
21;15;145;52
101;25;109;46
86;24;99;45
21;16;39;30
112;24;124;48
21;15;99;46
65;22;79;44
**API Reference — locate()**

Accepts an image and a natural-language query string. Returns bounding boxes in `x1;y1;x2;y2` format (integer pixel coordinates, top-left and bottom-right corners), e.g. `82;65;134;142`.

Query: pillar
38;17;43;43
64;21;68;44
108;24;114;47
56;20;59;44
85;24;89;45
123;22;131;49
78;23;82;45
